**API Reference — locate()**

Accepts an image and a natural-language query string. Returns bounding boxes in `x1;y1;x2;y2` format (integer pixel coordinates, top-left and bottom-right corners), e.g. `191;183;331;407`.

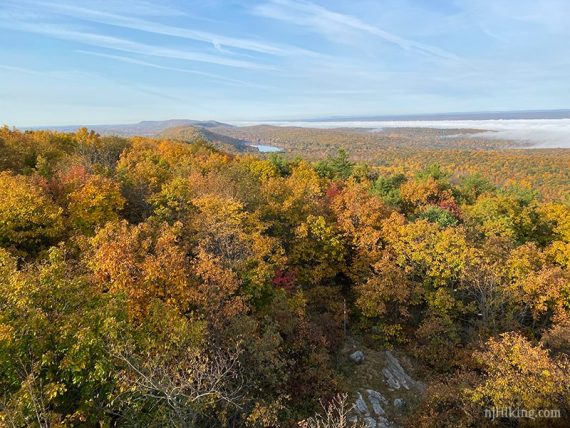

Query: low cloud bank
238;119;570;148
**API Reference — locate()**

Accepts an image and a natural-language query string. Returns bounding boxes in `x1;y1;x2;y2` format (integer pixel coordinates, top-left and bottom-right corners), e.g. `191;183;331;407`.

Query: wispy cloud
9;0;317;57
0;64;41;75
128;84;189;103
0;17;272;70
1;0;567;124
252;0;460;61
37;0;186;18
77;50;268;89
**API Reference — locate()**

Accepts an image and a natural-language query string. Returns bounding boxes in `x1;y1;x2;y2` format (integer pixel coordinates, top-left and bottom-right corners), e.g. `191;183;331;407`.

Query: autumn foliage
0;126;569;426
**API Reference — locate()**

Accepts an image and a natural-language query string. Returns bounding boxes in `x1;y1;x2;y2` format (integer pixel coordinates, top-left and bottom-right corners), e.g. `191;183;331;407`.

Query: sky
0;0;569;126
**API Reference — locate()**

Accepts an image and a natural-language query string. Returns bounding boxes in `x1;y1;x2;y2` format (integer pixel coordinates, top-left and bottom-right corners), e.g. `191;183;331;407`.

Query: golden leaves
471;333;570;410
0;172;63;253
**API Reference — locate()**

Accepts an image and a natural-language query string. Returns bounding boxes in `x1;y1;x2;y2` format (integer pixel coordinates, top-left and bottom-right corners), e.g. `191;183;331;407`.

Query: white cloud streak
253;0;460;61
77;50;268;88
0;17;272;70
9;0;317;57
0;64;42;75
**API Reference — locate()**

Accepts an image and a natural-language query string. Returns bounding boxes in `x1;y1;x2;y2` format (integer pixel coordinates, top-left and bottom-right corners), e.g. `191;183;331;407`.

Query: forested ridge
1;126;570;427
210;125;570;201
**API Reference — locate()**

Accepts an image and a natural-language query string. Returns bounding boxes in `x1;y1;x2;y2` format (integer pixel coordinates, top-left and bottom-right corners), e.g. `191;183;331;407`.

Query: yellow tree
260;160;324;239
329;179;391;282
116;142;172;221
356;256;423;342
290;215;345;287
470;332;570;412
88;220;191;318
67;174;125;233
400;176;454;214
381;214;475;361
506;243;570;331
382;214;475;288
190;195;284;303
0;172;63;254
464;193;550;244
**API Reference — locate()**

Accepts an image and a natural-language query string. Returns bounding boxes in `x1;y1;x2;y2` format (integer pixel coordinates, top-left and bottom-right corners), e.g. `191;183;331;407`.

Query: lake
250;144;282;153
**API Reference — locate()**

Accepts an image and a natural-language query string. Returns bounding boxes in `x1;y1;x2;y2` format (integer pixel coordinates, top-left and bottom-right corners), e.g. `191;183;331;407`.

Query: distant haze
234;119;570;149
23;110;570;149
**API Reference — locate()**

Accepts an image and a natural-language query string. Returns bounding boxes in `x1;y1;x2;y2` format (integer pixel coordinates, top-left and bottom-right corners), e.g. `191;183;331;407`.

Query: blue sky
1;0;569;126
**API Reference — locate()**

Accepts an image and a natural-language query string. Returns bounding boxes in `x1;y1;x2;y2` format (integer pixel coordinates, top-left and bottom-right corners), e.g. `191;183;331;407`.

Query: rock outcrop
350;350;365;364
347;349;425;427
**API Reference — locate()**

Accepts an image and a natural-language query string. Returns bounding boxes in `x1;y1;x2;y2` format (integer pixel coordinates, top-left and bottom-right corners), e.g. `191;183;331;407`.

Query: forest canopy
0;126;569;427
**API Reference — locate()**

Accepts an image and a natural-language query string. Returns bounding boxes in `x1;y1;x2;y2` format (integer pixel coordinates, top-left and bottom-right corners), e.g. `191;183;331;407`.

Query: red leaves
272;268;297;292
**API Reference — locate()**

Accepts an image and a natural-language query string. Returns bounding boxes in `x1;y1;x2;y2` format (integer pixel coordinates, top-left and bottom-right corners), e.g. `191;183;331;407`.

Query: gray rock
367;389;388;405
384;351;415;390
367;390;386;416
350;350;364;364
382;367;401;390
393;398;406;410
354;392;369;415
363;416;377;428
377;416;392;428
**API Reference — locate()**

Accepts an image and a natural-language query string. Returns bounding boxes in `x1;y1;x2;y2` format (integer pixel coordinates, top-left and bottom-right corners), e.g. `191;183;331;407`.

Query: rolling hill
157;125;255;153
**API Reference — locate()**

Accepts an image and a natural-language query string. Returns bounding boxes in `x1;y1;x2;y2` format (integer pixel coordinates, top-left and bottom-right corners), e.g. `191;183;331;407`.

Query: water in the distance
250;144;282;153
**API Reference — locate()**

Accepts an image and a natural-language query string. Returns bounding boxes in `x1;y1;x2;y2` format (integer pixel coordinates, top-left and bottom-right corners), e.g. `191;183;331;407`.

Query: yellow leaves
464;194;520;241
246;398;286;427
0;247;17;278
192;194;248;229
470;332;570;410
291;215;345;286
330;178;389;255
546;241;570;269
74;127;99;148
45;382;67;400
192;196;252;258
266;160;322;214
149;176;195;223
463;193;547;244
514;267;570;322
117;144;171;195
89;220;192;318
540;202;570;242
506;242;545;281
192;150;232;174
503;242;570;324
0;172;63;252
356;256;417;318
382;216;474;287
400;176;441;206
67;174;125;233
0;323;13;343
191;248;247;322
240;156;279;180
191;194;284;299
288;160;322;198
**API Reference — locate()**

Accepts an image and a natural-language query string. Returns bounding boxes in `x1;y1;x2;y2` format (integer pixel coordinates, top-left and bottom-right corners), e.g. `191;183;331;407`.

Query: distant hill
157;125;255;153
27;119;234;136
91;119;234;136
25;119;258;153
